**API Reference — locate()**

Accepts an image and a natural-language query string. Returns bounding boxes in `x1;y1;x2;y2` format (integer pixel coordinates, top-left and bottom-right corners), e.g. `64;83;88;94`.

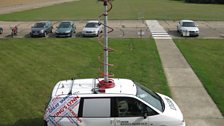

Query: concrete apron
146;20;224;126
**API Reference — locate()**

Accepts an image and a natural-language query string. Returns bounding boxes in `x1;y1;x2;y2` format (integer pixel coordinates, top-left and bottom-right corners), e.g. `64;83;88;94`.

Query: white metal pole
104;0;109;82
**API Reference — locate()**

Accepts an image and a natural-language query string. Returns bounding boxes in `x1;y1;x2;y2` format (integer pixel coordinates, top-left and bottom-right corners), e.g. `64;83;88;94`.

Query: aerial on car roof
44;78;185;126
51;78;137;97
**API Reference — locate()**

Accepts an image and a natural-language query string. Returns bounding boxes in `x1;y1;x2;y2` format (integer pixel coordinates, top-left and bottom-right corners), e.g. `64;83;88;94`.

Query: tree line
184;0;224;4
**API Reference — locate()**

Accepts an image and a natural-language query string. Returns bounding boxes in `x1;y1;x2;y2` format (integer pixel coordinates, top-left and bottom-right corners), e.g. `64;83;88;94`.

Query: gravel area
159;20;224;39
0;20;150;38
1;20;224;39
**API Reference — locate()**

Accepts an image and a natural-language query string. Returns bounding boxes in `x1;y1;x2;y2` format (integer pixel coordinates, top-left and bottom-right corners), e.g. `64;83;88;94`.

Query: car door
78;97;114;126
112;97;162;126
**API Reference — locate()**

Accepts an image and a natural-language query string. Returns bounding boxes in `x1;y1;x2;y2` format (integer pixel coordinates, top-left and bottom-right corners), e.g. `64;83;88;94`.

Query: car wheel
70;32;73;37
96;31;100;37
44;32;47;37
180;32;183;37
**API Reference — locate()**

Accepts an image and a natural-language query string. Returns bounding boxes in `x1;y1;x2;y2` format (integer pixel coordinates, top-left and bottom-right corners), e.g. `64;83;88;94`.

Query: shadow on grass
13;118;44;126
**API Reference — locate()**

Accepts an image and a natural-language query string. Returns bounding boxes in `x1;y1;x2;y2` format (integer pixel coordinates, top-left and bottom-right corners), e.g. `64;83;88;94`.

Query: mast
98;0;115;90
103;0;109;82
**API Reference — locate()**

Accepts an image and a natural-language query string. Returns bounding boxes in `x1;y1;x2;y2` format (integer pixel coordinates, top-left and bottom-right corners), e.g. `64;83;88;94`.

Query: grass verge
175;39;224;116
0;0;224;21
0;38;169;126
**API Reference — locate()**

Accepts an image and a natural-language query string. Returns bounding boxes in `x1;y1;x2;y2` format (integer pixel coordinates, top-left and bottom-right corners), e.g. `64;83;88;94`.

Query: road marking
145;20;171;39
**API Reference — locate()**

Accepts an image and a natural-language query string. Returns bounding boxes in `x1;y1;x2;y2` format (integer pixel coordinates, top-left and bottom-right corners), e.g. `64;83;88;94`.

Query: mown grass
0;0;224;21
0;38;169;126
175;39;224;116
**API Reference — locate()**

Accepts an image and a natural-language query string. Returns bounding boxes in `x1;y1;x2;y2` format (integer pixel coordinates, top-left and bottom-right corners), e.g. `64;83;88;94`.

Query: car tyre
96;31;100;37
44;32;47;37
180;31;183;37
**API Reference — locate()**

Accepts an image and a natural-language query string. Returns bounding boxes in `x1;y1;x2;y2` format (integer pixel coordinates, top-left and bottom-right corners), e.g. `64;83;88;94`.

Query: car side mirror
143;112;148;119
142;108;148;119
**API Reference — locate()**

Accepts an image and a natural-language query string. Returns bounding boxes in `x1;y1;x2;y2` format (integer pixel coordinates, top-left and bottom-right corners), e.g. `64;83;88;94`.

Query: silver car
82;21;102;37
177;20;199;37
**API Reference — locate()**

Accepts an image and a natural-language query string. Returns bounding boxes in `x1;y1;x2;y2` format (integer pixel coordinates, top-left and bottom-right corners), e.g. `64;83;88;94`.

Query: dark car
55;21;76;37
0;27;3;34
30;21;53;37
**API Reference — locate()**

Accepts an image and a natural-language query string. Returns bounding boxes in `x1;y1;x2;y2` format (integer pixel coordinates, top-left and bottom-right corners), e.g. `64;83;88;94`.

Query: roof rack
68;78;75;95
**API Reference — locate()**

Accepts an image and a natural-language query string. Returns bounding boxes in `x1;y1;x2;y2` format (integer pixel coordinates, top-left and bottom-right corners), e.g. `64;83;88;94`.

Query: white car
44;78;185;126
177;20;199;37
82;21;102;37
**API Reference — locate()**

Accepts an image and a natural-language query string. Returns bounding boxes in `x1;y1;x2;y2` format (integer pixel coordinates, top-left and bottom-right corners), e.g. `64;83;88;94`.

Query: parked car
30;21;53;37
44;78;185;126
177;20;199;37
55;21;76;37
82;20;102;37
0;27;3;34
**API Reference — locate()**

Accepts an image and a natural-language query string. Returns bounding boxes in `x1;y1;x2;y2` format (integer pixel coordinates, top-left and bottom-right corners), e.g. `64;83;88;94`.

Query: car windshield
33;23;45;28
85;22;98;28
59;22;71;28
136;83;164;112
182;22;196;27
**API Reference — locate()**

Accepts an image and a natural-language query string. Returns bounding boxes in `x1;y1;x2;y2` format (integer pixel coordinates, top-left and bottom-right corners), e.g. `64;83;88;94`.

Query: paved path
146;20;224;126
0;0;76;15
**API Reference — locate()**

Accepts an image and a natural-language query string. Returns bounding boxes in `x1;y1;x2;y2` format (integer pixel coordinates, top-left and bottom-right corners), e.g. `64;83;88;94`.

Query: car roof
87;20;99;23
60;21;73;24
180;20;194;23
51;78;137;98
35;21;50;25
38;21;50;23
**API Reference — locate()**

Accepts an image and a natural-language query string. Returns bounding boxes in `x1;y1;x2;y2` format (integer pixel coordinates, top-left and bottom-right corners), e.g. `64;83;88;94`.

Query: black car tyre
44;32;47;37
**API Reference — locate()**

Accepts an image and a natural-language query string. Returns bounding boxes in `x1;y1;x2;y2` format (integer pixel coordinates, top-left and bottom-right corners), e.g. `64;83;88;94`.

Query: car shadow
75;32;83;38
24;33;31;38
167;29;181;37
13;118;45;126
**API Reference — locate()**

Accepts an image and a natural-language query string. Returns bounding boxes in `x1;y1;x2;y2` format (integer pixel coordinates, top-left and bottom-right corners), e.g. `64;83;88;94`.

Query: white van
44;78;185;126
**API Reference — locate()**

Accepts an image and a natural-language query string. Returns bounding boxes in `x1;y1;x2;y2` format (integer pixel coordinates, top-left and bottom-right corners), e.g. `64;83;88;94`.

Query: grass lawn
0;0;224;21
175;39;224;116
0;38;169;126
